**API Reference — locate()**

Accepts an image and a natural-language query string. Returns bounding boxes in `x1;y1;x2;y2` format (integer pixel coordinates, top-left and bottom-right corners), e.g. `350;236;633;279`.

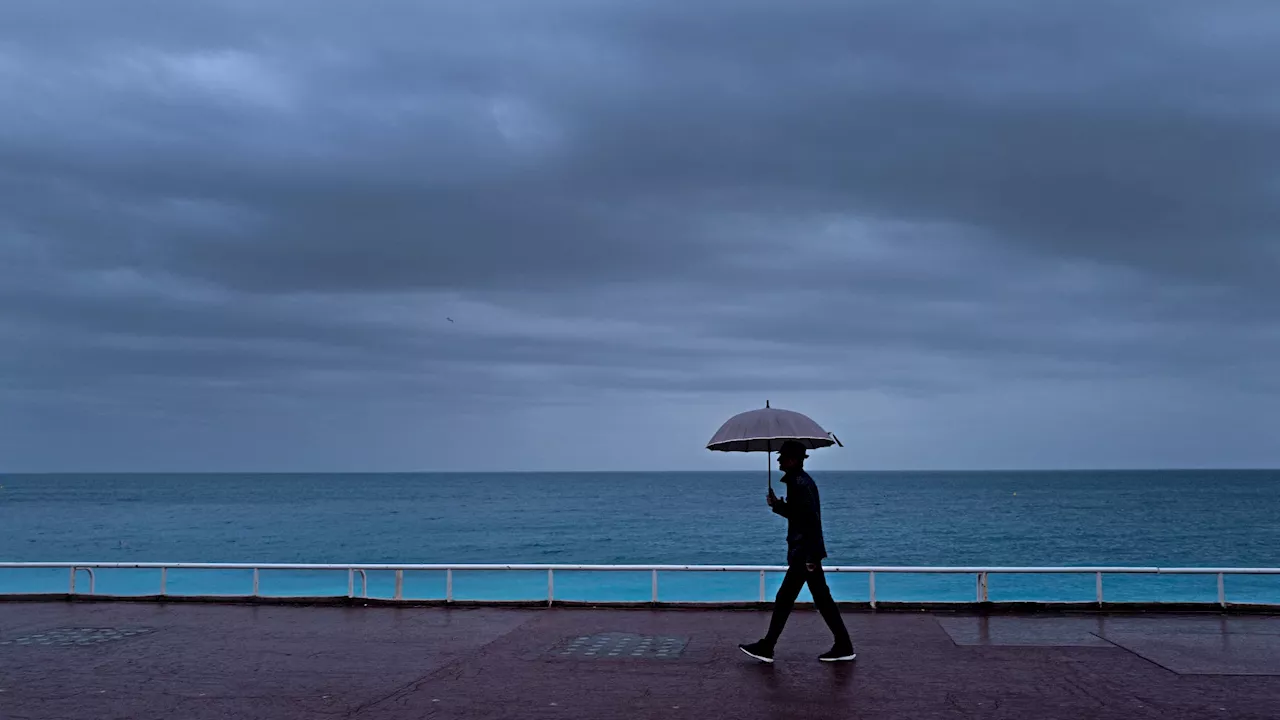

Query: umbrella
706;401;843;490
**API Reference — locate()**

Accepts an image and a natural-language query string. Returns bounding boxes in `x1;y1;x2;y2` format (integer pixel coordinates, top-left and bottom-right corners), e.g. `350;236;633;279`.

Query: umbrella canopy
706;402;842;490
706;404;840;453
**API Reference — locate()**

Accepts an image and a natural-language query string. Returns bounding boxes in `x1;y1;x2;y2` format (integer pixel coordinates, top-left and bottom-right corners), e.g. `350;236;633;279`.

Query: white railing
1;563;1277;607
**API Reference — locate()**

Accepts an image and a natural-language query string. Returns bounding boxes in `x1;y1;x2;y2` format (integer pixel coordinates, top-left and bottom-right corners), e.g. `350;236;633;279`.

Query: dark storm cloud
2;0;1279;470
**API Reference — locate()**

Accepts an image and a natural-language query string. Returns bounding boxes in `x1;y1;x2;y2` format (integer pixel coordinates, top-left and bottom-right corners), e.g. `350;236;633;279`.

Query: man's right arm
792;482;824;563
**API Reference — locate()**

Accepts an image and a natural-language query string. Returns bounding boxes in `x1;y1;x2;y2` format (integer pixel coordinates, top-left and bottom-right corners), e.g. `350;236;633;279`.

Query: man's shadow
829;661;856;690
743;660;782;691
740;659;858;720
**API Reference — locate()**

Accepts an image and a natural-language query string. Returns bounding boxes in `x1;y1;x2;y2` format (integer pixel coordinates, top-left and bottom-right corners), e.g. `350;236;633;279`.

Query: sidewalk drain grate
553;632;688;659
0;628;154;647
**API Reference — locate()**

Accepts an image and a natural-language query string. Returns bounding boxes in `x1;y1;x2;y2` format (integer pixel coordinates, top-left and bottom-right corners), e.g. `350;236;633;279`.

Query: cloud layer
3;0;1279;471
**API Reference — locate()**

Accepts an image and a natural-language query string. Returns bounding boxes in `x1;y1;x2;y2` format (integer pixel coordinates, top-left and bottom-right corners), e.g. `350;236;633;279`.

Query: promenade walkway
1;601;1278;719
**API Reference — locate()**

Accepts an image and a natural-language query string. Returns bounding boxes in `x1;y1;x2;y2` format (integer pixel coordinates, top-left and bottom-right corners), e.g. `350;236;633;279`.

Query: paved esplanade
1;602;1278;718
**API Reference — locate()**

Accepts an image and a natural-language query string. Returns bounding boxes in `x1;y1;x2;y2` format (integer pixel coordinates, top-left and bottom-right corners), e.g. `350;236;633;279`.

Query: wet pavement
1;602;1278;719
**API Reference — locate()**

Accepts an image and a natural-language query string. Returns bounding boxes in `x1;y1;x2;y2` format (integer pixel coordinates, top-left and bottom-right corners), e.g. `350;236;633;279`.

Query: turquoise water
1;471;1278;603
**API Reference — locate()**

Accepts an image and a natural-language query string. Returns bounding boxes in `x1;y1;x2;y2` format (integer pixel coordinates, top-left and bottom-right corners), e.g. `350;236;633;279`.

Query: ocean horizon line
4;467;1278;477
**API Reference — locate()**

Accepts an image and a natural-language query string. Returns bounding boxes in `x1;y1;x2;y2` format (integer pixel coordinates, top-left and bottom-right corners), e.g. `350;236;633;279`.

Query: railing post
759;570;766;603
869;571;877;609
1218;573;1226;608
160;567;167;596
651;570;658;604
976;572;989;602
394;570;404;600
446;569;453;603
252;568;260;597
68;567;95;595
1096;572;1104;605
547;569;554;607
348;569;355;598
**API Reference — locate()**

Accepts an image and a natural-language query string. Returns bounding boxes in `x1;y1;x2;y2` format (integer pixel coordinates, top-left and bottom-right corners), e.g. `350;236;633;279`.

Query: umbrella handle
767;450;772;492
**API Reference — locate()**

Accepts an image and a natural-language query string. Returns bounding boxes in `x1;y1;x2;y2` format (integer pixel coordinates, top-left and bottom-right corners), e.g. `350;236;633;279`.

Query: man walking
740;440;855;663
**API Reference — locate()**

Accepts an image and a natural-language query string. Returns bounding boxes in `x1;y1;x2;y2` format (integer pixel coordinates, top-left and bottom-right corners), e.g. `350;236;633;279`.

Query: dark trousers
764;562;851;648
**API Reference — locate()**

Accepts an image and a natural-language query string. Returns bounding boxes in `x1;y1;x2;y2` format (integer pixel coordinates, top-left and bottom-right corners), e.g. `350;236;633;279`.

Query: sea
1;471;1278;604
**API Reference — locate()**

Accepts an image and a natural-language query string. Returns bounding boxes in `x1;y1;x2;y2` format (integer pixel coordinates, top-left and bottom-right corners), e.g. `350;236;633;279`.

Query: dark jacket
771;469;828;566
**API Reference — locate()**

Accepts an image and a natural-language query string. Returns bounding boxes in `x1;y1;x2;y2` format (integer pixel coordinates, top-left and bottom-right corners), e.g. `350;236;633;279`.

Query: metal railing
2;563;1278;607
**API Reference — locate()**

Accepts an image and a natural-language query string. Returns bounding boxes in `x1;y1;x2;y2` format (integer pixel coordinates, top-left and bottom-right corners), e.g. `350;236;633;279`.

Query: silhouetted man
740;440;855;663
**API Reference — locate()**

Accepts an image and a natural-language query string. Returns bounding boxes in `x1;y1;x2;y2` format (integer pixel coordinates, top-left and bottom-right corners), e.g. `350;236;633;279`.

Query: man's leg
762;563;808;647
807;565;854;654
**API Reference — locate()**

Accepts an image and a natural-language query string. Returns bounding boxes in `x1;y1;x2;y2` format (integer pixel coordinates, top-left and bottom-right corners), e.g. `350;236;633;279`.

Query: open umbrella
706;401;843;490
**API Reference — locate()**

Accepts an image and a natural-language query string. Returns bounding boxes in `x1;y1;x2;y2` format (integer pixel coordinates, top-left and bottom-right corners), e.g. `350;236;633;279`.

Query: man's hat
777;440;809;459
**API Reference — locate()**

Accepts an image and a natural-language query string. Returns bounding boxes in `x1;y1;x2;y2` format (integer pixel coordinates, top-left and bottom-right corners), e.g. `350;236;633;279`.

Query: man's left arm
768;490;789;517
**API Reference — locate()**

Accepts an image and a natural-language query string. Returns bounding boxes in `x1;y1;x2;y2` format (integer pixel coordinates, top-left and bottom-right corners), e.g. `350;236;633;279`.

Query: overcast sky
2;0;1279;473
